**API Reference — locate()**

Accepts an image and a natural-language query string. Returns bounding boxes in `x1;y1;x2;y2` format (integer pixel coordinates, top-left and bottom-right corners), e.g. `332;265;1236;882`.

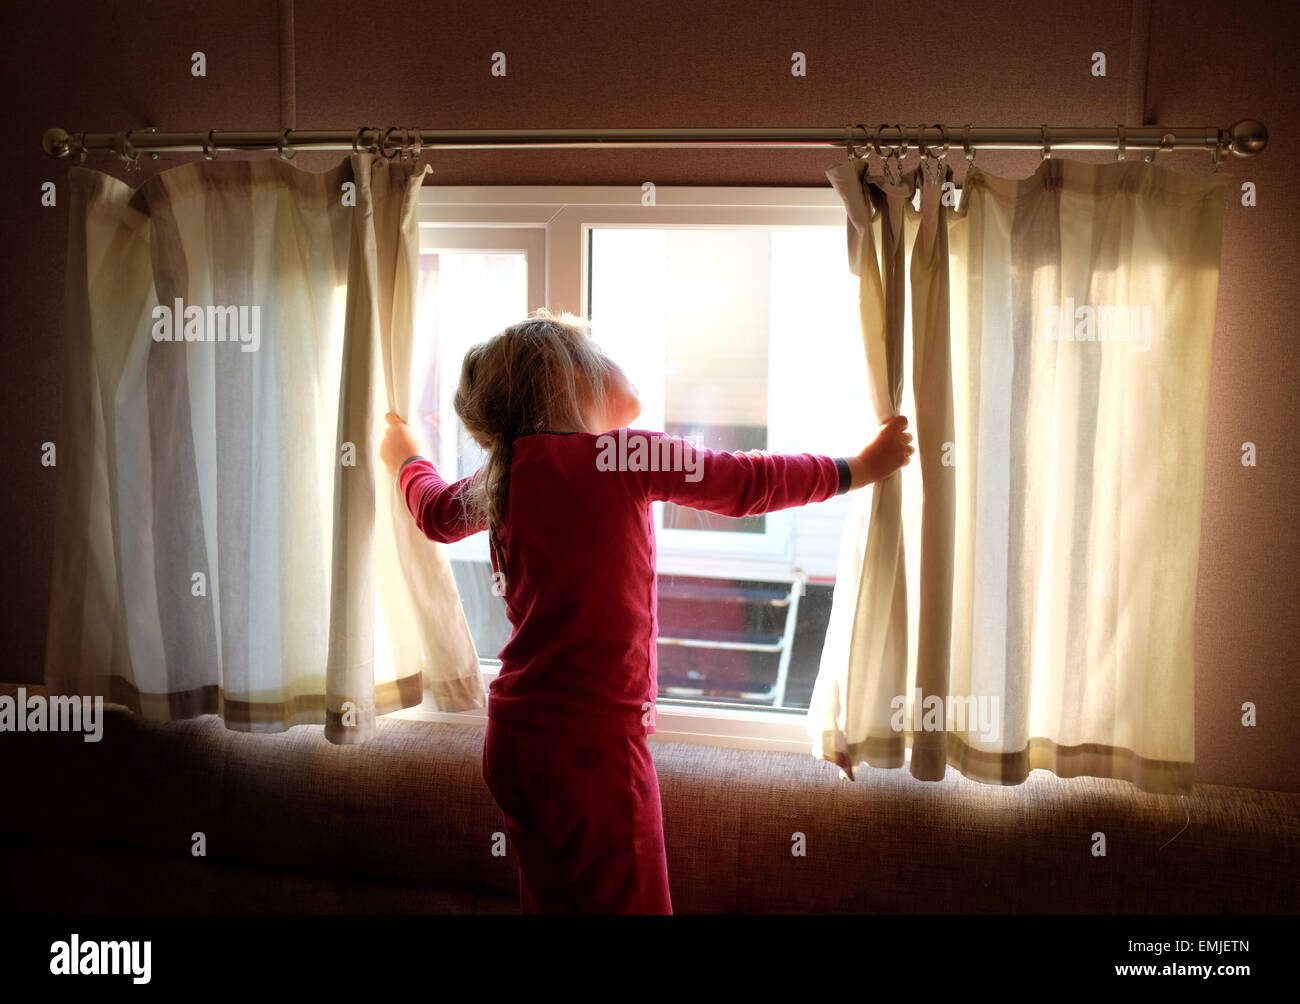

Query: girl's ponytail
486;436;513;596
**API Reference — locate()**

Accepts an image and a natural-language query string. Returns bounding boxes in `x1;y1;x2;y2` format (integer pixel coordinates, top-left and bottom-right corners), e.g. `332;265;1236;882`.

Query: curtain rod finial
43;127;70;158
1228;119;1267;156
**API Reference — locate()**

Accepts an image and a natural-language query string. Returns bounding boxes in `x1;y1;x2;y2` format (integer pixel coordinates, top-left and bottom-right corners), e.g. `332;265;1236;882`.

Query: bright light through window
406;219;923;714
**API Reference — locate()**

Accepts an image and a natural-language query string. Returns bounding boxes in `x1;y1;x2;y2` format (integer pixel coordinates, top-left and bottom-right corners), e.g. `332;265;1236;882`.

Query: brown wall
3;0;1296;790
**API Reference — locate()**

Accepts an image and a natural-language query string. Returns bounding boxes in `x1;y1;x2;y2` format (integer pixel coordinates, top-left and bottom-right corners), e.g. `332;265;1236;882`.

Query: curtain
808;161;916;778
45;153;484;745
810;156;1229;794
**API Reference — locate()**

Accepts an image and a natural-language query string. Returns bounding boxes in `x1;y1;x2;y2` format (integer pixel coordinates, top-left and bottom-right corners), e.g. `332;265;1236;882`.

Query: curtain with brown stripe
45;153;484;744
811;156;1228;794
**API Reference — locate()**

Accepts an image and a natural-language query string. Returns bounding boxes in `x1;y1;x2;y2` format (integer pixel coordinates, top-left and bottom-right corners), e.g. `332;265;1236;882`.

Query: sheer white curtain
45;154;483;743
811;156;1229;794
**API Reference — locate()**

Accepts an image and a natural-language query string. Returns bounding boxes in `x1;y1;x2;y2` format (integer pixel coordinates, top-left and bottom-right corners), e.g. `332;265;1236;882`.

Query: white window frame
390;184;861;756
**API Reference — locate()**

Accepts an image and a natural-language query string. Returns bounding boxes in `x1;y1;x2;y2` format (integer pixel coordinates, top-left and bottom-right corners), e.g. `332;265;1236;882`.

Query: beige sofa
3;695;1297;914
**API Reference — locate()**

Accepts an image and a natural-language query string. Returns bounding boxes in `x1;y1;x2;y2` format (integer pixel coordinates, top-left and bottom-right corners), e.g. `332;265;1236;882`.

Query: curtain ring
855;124;878;169
353;127;373;157
202;129;218;160
921;124;949;160
73;133;88;165
843;124;860;160
410;126;423;161
872;125;904;185
879;125;906;186
872;123;889;160
922;124;949;185
1040;124;1051;161
1116;124;1126;161
962;124;976;163
114;130;140;170
889;124;908;159
277;128;296;161
374;127;403;167
914;124;930;158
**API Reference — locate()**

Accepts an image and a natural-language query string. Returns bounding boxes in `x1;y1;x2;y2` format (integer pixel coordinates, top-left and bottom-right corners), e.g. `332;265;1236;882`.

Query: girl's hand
845;415;914;489
380;411;422;475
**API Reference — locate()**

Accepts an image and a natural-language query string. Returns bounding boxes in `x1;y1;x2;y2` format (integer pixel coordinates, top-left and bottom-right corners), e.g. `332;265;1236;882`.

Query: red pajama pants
482;717;673;914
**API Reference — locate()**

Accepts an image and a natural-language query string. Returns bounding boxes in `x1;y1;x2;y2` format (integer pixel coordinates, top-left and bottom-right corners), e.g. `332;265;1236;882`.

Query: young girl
379;308;912;914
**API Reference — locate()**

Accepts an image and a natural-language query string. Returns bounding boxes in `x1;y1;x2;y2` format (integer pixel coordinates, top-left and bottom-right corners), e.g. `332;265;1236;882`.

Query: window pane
418;250;527;660
405;223;920;719
590;226;877;711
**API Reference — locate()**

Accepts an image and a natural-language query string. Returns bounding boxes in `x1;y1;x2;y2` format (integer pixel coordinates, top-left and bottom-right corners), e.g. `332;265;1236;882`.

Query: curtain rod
42;121;1267;166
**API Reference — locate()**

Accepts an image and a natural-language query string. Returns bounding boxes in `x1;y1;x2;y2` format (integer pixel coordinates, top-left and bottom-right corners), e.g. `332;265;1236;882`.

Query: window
391;186;922;754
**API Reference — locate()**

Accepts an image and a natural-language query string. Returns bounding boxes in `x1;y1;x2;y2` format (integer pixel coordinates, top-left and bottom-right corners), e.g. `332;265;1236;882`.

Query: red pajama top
399;428;849;736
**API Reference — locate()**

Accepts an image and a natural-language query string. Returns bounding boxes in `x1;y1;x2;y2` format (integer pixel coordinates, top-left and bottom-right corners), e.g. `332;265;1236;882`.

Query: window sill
385;668;911;761
388;697;814;755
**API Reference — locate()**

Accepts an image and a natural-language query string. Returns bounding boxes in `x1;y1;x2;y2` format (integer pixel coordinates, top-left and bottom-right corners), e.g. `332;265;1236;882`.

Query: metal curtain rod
42;121;1268;166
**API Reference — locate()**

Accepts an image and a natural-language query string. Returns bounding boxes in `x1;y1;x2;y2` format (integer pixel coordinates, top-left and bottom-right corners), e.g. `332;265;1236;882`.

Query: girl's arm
618;417;912;515
398;459;487;543
381;412;488;543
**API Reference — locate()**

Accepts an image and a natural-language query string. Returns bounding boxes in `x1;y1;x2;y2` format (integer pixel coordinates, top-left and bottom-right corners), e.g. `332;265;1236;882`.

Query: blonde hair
453;308;612;588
